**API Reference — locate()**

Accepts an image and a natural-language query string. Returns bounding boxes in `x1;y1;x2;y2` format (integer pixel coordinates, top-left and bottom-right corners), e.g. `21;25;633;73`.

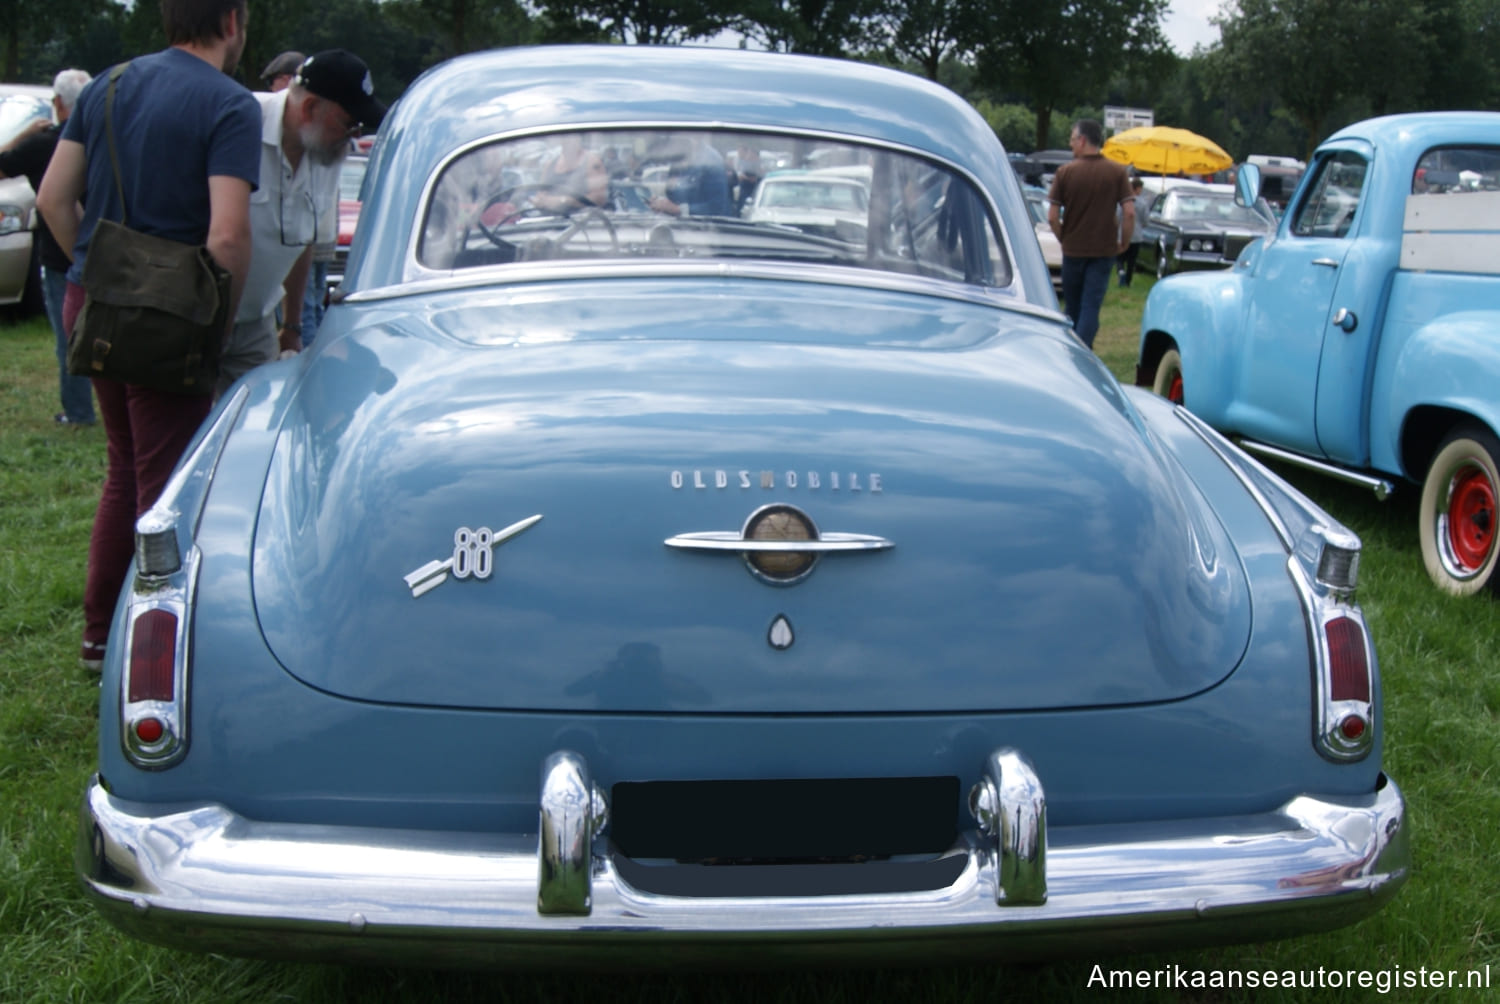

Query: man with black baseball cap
216;48;386;396
294;49;386;135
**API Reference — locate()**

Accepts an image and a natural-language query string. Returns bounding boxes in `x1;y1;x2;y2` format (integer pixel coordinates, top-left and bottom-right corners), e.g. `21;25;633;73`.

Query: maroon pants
66;282;213;649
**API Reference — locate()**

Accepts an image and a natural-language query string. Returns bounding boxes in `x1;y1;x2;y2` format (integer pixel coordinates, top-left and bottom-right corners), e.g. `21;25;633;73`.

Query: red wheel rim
1447;466;1497;571
1168;374;1183;405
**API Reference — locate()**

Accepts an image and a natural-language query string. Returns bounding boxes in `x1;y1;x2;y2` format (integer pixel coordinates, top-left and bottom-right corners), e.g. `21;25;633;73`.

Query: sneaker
81;641;106;673
55;413;96;427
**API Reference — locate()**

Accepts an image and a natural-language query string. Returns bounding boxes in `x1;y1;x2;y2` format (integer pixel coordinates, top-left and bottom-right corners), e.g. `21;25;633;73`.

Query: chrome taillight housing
120;556;197;768
1293;526;1375;762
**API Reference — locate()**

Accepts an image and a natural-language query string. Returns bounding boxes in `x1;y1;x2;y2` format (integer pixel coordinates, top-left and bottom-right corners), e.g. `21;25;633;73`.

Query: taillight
120;551;196;770
128;609;177;703
1325;615;1371;703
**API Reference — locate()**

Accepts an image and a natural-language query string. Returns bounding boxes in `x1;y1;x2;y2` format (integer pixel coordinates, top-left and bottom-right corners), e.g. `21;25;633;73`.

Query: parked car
325;152;367;297
1021;186;1062;287
78;45;1406;968
743;169;870;238
1244;154;1306;214
1138;184;1276;278
0;84;54;313
1010;148;1072;188
1137;112;1500;596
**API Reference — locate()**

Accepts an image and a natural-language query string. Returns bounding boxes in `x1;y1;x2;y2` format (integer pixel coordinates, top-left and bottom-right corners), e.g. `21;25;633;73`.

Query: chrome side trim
1237;439;1395;500
78;763;1407;965
664;532;894;553
1172;410;1376;762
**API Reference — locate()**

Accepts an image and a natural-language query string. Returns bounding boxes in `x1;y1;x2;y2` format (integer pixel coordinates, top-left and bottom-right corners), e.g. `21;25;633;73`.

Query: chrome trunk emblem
665;503;892;585
404;514;543;597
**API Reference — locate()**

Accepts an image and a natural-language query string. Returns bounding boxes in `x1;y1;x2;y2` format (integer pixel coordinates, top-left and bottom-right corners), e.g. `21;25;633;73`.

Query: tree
734;0;888;56
962;0;1173;150
536;0;730;44
0;0;113;81
876;0;970;81
1209;0;1493;155
380;0;535;60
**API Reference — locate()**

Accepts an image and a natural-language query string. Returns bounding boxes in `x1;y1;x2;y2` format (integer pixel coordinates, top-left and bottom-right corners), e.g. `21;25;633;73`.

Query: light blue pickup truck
1138;113;1500;596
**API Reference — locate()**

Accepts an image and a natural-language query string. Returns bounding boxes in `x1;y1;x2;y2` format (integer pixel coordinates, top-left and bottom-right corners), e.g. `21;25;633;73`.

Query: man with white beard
216;49;385;396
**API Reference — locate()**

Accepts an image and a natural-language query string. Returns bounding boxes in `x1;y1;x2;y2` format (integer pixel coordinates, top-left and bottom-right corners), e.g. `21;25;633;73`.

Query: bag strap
104;61;132;228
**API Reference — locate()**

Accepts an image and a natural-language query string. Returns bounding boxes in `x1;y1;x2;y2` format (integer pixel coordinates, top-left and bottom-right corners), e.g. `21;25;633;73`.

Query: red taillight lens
1339;714;1367;741
1325;616;1371;703
134;717;165;744
128;609;177;703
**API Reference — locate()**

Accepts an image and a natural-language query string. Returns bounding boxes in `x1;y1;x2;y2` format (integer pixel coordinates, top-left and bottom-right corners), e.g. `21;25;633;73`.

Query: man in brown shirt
1047;119;1134;349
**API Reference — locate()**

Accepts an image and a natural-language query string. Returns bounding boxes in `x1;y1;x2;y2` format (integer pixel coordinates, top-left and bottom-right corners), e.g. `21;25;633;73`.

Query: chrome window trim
396;120;1034;300
344;258;1066;323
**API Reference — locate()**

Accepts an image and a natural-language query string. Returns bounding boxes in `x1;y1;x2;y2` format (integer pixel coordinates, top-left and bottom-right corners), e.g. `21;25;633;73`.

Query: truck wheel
1420;425;1500;596
1155;241;1169;279
1152;348;1184;405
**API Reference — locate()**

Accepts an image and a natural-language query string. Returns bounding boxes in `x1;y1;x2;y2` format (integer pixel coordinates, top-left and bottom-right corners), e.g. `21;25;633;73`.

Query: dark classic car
1140;185;1276;278
77;46;1407;967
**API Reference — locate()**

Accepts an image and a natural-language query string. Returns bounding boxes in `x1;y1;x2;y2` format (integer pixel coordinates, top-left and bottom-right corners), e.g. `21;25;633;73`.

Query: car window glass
1290;151;1368;238
0;95;50;146
419;128;1011;289
1412;146;1500;194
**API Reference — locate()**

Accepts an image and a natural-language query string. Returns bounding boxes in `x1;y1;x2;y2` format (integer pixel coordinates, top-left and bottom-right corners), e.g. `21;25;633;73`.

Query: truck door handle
1312;258;1339;268
1333;308;1358;332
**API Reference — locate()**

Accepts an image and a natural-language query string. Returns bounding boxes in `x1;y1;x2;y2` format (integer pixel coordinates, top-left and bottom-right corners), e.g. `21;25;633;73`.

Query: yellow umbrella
1102;126;1233;176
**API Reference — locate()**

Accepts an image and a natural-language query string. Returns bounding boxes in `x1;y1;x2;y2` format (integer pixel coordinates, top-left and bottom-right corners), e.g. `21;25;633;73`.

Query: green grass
3;300;1498;1002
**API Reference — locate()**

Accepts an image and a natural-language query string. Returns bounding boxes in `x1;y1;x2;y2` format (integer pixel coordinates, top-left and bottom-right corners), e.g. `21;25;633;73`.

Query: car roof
0;83;52;99
354;45;1028;292
1324;111;1500;154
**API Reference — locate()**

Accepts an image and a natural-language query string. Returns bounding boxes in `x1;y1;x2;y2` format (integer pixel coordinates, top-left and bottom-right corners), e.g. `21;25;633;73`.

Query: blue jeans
44;265;95;422
301;260;329;348
1059;255;1114;350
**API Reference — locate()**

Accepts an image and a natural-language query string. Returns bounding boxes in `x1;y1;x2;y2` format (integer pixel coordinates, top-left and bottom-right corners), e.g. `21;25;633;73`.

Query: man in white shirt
216;49;385;397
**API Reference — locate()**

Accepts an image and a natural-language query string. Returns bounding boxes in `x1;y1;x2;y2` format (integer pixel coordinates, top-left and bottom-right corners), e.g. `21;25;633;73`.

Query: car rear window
419;128;1011;289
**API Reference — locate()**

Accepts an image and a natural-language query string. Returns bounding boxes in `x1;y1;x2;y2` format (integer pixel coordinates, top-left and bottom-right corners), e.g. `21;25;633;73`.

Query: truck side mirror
1235;163;1262;208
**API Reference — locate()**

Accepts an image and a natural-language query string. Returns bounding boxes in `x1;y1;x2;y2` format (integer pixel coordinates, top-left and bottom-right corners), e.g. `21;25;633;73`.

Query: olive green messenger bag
67;61;231;395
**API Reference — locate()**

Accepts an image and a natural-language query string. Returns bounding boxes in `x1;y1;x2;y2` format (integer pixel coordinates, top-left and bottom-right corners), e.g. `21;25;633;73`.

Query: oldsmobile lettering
670;469;883;493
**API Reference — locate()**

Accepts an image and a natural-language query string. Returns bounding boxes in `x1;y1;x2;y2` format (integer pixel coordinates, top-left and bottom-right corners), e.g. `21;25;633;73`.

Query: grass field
2;286;1498;1002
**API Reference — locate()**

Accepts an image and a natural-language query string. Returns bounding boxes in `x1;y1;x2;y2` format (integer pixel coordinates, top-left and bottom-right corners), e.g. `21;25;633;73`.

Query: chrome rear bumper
78;749;1408;967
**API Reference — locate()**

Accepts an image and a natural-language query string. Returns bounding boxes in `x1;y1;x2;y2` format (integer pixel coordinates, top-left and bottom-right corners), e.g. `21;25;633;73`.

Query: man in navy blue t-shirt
37;0;260;671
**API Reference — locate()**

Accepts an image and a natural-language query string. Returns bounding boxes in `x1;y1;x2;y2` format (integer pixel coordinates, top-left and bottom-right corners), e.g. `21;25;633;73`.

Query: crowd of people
21;0;384;671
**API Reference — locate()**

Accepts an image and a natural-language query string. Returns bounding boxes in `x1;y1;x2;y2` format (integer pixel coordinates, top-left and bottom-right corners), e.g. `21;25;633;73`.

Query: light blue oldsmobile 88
78;46;1406;966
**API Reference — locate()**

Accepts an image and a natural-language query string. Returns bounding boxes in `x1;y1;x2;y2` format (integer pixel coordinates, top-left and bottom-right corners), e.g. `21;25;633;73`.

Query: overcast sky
1163;0;1226;55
